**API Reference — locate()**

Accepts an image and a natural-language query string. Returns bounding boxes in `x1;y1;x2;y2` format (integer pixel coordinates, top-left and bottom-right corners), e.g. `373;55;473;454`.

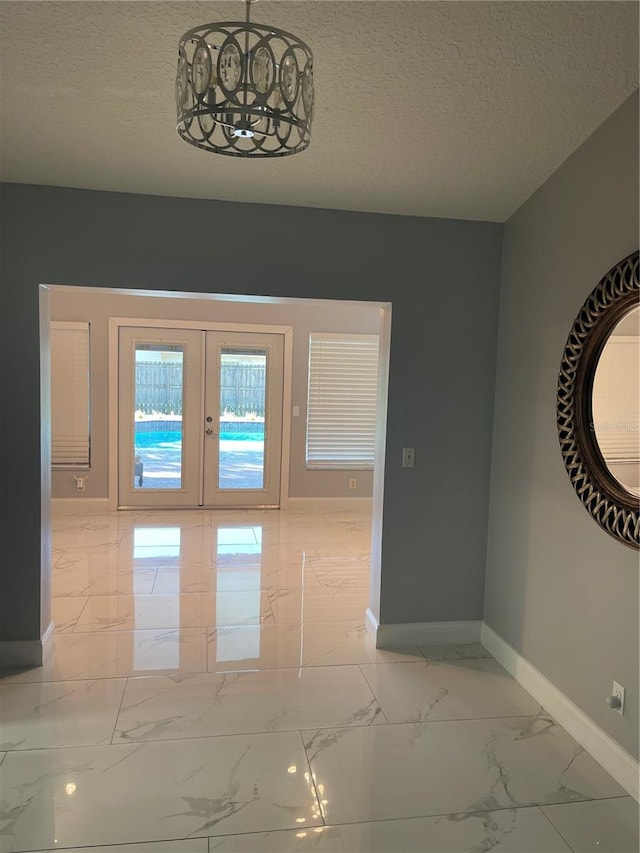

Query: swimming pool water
135;430;264;447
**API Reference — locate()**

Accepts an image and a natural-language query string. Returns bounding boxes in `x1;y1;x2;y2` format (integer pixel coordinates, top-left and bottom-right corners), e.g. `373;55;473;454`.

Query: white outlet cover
612;680;626;715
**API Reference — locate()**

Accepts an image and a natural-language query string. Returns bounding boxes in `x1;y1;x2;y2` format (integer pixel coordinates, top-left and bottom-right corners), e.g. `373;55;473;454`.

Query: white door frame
108;317;293;511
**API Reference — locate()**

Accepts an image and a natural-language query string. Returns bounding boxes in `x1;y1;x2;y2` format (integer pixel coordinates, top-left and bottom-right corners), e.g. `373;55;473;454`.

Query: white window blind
306;333;379;469
50;321;91;467
592;336;639;461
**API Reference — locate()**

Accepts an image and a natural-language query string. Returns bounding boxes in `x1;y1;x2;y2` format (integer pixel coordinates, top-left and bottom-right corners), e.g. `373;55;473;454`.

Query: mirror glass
591;305;640;497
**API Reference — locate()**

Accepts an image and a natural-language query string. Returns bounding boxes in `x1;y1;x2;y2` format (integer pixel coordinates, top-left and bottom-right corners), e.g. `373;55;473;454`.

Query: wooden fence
135;362;266;416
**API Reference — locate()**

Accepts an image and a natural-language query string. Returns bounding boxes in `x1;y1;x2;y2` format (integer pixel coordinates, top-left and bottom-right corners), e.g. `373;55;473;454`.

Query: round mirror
591;305;639;499
557;250;639;550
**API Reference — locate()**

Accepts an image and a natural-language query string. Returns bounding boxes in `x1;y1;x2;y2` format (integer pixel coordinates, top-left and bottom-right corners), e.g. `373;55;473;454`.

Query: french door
118;327;284;508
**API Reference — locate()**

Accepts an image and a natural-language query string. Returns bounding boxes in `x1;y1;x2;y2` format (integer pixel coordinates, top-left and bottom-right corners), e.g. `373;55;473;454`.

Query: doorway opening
42;284;392;630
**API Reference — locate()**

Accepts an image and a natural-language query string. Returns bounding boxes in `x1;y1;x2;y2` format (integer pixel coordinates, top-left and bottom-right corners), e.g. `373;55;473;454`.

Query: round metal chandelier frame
176;1;314;158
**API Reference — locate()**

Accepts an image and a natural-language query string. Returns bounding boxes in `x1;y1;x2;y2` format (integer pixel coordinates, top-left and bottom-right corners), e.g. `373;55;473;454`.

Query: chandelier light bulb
176;0;314;157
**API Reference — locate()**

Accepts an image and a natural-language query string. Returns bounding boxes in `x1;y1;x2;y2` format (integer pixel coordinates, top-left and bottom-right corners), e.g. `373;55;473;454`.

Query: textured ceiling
0;1;638;222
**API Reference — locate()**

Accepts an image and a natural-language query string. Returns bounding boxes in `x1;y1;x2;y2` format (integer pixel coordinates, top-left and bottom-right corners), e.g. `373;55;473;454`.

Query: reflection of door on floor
118;327;284;509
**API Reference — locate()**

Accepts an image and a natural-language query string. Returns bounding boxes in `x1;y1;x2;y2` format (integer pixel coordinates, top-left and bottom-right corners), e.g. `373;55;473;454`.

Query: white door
118;327;203;508
203;331;283;507
118;326;284;509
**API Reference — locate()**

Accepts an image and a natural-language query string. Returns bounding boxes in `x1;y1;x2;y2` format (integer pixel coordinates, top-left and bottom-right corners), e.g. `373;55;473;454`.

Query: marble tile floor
0;506;637;853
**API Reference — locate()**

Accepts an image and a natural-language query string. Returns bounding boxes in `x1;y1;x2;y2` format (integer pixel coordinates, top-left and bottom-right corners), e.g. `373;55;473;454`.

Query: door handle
205;428;216;436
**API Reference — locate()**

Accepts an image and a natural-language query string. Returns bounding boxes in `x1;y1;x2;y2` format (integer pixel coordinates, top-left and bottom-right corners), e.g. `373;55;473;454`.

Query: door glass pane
218;348;266;490
133;344;184;489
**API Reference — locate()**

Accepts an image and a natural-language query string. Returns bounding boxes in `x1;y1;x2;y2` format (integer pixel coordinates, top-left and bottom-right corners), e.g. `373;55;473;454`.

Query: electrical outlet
402;447;415;468
349;478;357;490
609;681;626;716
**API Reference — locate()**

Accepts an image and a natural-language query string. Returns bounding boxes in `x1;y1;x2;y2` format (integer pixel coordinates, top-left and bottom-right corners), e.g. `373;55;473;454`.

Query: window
306;332;379;469
50;321;91;467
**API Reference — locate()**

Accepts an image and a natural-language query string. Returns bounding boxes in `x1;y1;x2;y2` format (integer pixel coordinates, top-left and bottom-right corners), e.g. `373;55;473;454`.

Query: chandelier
176;0;314;158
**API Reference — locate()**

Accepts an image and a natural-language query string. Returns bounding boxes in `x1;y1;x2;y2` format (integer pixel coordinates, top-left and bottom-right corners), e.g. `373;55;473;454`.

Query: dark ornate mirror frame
557;250;639;550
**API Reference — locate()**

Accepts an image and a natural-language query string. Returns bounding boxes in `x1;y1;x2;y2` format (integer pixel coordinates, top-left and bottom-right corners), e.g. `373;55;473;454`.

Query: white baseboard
365;607;379;642
0;621;53;669
52;498;109;514
286;497;373;511
481;623;639;802
52;497;370;514
371;617;482;649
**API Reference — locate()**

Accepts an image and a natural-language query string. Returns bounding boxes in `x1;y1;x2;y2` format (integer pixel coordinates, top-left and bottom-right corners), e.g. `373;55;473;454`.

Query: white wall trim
42;620;55;656
51;498;110;514
287;497;373;511
373;619;482;649
0;622;53;668
365;607;379;641
280;327;293;509
108;317;119;510
481;623;639;802
109;317;295;335
369;304;392;633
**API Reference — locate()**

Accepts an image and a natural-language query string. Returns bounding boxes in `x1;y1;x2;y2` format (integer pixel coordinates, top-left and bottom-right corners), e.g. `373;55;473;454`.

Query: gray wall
49;287;381;500
0;187;502;647
484;91;639;758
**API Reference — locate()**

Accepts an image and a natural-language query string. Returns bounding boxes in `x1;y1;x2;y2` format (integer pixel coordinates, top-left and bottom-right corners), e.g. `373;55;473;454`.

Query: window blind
306;333;379;469
50;321;91;467
592;337;639;461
